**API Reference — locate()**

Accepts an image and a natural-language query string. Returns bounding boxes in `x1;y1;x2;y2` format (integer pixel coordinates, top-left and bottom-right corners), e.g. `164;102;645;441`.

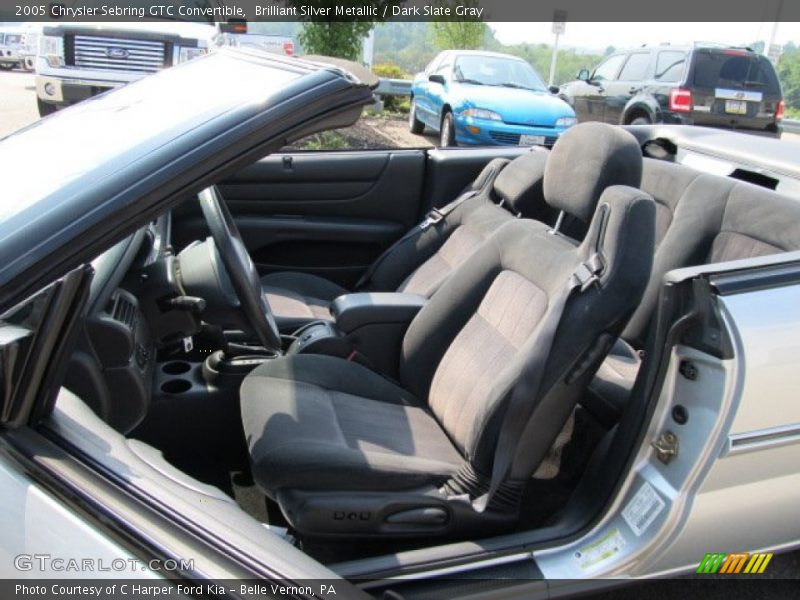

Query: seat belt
473;252;605;513
353;188;479;290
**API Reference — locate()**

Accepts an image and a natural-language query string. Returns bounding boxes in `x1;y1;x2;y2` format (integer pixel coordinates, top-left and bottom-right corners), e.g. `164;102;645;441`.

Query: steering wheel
198;186;283;352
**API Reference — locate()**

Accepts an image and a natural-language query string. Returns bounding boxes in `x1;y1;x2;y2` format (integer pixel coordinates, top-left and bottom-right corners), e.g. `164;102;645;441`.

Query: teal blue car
409;50;577;147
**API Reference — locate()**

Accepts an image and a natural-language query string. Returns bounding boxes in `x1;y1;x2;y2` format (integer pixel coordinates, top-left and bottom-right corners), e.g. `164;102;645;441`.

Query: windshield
4;34;22;45
453;55;546;91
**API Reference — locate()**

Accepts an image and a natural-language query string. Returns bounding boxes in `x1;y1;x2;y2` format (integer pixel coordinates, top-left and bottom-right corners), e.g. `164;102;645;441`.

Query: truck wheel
629;115;651;125
408;98;425;134
440;111;456;147
37;98;58;117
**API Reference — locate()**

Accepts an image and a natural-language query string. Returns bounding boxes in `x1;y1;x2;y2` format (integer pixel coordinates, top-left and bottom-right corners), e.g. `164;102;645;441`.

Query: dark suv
560;44;784;137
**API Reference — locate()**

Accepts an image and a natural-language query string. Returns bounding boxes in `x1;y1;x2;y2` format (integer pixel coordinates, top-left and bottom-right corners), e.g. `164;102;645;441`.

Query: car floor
133;375;606;566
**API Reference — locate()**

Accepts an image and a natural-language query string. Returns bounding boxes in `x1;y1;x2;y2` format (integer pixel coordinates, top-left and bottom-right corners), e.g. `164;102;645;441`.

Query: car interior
19;119;800;572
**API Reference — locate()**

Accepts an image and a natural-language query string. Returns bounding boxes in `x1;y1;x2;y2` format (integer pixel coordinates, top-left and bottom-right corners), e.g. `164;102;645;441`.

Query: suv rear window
692;50;781;94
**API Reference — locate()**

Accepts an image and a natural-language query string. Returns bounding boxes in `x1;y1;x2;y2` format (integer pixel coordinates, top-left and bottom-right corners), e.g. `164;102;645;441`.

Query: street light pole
766;0;784;63
549;11;567;88
548;31;560;87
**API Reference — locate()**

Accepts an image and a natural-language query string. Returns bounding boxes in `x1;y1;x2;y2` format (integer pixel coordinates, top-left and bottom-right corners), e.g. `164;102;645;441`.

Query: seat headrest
544;122;643;222
492;150;548;216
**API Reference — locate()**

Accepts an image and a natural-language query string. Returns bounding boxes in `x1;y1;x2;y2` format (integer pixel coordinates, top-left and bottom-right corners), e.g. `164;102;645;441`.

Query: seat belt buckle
420;208;445;230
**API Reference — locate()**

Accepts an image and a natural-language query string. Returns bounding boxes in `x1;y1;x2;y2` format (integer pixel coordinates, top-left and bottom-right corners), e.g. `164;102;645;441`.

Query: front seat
241;125;655;538
261;122;642;332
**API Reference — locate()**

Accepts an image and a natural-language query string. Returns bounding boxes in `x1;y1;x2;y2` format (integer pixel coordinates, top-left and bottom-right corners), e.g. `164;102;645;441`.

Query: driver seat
240;125;656;538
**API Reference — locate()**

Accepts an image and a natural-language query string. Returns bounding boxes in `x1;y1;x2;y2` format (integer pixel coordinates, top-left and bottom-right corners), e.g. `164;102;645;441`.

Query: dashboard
65;214;187;434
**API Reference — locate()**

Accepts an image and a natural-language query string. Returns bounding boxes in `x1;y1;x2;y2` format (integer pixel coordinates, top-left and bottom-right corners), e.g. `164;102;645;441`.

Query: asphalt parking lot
0;70;38;138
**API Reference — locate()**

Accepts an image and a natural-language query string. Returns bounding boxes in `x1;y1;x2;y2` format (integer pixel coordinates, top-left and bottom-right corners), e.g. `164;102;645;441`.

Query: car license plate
724;100;748;115
519;134;545;146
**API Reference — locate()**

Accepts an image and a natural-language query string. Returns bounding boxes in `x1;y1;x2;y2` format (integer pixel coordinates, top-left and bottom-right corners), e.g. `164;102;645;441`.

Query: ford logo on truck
106;47;129;59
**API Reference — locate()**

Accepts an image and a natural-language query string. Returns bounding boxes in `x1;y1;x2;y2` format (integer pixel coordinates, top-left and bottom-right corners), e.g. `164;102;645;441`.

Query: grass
296;130;351;151
785;106;800;120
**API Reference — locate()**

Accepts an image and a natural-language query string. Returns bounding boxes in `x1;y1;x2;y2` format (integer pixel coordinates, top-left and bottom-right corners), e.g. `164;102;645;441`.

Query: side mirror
548;85;560;94
428;74;446;85
577;69;590;82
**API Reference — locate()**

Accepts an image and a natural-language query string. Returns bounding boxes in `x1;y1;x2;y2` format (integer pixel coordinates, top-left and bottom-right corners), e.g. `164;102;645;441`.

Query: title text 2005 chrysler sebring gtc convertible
0;48;799;598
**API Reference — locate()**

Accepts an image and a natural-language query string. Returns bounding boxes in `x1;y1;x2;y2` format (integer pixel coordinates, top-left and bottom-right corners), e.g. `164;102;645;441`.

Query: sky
490;22;800;53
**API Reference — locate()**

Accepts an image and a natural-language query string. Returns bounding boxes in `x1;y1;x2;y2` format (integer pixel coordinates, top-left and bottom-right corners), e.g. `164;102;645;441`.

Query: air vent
112;294;137;328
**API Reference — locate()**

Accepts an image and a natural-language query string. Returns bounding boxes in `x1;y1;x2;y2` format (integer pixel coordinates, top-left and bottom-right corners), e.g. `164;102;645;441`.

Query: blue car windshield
453;55;546;91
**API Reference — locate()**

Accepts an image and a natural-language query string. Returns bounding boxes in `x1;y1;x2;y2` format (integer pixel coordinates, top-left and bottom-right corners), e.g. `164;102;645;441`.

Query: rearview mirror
577;69;590;81
428;74;446;85
548;85;560;94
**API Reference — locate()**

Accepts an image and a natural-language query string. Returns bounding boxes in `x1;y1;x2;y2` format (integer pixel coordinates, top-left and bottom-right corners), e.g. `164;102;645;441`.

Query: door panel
172;150;426;288
641;265;800;575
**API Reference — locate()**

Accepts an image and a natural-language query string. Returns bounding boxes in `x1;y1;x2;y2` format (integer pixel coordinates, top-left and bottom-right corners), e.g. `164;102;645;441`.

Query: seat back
369;122;644;299
366;153;546;297
400;187;654;479
623;160;800;347
399;124;654;482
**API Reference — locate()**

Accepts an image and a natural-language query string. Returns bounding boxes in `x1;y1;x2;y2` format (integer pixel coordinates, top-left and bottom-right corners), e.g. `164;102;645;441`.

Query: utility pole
766;0;784;64
363;28;375;67
549;11;567;87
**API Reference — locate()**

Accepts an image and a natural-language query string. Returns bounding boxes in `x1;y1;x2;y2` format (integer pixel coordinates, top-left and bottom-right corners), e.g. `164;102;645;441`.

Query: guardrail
783;119;800;134
375;78;412;97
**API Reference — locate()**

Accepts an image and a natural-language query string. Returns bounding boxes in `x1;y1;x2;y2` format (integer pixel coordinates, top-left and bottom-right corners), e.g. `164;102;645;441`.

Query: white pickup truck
0;29;23;70
35;21;239;116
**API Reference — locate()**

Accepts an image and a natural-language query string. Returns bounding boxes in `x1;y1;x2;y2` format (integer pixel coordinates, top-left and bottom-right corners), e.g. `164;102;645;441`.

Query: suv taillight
776;100;785;121
669;88;693;113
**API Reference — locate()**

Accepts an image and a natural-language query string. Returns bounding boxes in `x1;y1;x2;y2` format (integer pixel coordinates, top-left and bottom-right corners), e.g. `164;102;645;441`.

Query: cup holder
161;379;192;395
162;361;191;375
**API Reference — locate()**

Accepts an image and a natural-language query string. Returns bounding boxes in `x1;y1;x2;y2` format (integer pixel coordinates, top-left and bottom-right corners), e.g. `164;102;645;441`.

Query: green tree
501;43;603;86
296;22;373;61
429;0;487;50
777;46;800;118
287;0;398;61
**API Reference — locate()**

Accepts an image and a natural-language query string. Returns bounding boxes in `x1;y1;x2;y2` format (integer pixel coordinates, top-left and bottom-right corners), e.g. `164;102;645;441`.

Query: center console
287;292;427;377
136;291;426;461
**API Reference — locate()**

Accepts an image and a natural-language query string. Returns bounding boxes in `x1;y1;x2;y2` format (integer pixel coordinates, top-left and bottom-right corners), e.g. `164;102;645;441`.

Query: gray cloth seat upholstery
261;124;642;332
241;124;654;536
241;354;463;492
586;158;800;423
